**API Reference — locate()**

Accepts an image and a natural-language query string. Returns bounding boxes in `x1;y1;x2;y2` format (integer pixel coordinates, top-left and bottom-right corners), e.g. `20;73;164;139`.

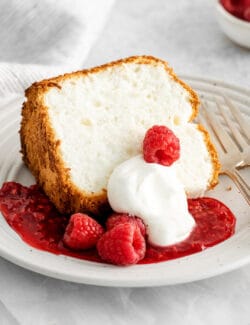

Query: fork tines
198;93;250;205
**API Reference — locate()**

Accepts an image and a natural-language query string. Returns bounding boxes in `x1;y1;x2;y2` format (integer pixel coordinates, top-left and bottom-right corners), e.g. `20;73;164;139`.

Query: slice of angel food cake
20;56;219;215
0;56;236;266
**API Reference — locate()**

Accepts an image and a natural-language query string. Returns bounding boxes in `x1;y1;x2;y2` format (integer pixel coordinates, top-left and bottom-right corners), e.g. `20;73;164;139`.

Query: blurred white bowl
216;1;250;48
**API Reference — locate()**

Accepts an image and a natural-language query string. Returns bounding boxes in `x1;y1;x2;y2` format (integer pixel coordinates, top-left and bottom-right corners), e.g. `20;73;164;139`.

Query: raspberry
220;0;246;19
63;213;104;250
143;125;180;166
97;223;146;265
243;6;250;21
106;213;146;236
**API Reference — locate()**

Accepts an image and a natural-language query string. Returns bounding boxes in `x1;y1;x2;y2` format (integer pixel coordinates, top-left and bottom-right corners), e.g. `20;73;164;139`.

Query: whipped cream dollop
107;155;195;246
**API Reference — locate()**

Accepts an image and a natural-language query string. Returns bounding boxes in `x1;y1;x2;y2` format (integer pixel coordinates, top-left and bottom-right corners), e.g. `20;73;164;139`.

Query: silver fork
198;94;250;205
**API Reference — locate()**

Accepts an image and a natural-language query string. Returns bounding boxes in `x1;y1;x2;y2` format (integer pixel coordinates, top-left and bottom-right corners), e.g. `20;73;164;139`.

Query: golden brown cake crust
20;55;217;215
197;124;221;189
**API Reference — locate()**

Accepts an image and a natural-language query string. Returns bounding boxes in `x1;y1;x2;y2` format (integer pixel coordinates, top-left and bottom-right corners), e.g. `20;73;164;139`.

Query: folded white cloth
0;0;115;98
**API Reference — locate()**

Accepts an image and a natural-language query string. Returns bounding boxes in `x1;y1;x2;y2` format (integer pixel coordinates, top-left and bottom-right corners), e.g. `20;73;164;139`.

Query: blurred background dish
216;0;250;48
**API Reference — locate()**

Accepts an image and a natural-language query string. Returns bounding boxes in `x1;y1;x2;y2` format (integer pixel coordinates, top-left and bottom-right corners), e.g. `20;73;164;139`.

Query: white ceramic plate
0;77;249;287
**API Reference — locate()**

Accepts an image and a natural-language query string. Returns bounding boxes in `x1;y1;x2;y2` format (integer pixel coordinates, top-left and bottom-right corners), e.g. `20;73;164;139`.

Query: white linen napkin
0;0;115;98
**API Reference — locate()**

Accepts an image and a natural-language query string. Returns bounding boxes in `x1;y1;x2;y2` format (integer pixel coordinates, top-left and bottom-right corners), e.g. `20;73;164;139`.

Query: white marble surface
84;0;250;87
1;0;250;324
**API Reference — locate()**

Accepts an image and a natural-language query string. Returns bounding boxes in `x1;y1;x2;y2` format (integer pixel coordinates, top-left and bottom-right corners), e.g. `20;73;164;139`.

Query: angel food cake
0;56;236;267
20;56;220;215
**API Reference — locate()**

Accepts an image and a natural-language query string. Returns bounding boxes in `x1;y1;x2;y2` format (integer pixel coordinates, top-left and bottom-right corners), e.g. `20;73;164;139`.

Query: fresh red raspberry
220;0;250;20
143;125;180;166
221;0;243;16
97;223;146;265
243;6;250;21
63;213;104;250
106;213;146;236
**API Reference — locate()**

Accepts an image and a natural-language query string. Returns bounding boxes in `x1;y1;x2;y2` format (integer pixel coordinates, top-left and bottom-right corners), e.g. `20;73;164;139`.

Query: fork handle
224;170;250;206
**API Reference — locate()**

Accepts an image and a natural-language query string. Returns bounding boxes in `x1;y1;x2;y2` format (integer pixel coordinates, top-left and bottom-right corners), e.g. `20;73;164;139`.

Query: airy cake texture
20;56;220;215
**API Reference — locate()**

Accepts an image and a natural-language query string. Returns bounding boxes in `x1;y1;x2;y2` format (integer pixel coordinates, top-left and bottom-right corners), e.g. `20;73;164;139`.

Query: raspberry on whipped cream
143;125;180;166
107;126;195;247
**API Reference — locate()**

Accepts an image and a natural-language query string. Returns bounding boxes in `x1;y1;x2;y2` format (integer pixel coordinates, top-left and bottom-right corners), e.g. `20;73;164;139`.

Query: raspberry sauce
0;182;236;265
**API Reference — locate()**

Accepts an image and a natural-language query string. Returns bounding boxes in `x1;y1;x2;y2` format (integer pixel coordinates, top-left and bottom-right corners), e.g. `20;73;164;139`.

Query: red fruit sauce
0;182;236;265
